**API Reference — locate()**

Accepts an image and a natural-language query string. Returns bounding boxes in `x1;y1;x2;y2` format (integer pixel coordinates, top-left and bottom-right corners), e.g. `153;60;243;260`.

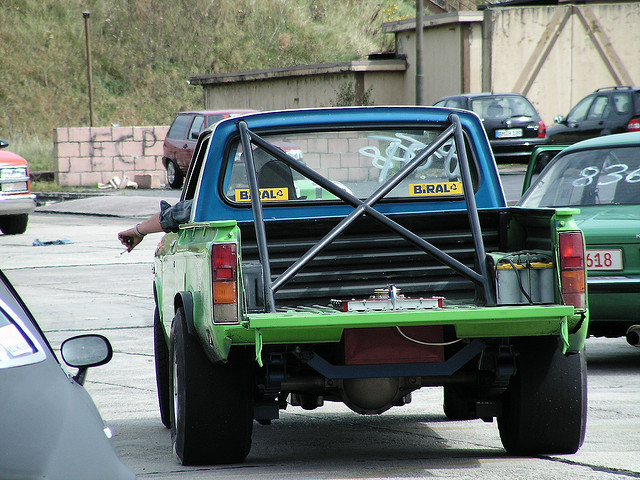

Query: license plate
1;182;28;193
586;249;623;271
495;128;523;139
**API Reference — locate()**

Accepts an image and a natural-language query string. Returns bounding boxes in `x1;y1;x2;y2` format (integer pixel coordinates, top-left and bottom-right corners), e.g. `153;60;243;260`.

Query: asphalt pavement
36;189;182;219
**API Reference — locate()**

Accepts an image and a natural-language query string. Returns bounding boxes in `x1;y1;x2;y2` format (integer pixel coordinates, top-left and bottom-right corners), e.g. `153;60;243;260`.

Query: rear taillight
537;120;547;138
211;243;238;323
558;231;586;310
627;117;640;132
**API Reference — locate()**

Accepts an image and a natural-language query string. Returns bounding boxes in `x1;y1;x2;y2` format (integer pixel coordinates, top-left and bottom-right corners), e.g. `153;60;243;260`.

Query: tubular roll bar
237;113;496;313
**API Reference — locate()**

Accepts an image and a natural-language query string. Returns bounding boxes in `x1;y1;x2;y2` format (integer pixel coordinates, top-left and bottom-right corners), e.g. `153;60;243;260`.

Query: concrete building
189;59;408;110
189;2;640;125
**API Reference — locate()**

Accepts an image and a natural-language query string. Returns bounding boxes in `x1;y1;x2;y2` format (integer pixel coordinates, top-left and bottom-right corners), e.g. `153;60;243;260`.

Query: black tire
0;214;28;235
169;308;253;465
153;307;171;428
498;337;587;455
166;160;184;190
443;385;476;420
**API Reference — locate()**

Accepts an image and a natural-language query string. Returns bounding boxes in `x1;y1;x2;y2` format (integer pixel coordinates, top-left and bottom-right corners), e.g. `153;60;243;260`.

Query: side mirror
0;139;9;149
553;115;564;124
61;334;113;385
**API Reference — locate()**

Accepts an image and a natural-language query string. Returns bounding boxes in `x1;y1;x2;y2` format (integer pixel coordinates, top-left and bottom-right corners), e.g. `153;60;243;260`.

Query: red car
163;110;258;189
0;140;35;234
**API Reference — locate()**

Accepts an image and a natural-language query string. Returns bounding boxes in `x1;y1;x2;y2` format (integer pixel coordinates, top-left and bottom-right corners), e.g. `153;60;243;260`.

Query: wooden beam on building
512;7;571;95
575;6;634;86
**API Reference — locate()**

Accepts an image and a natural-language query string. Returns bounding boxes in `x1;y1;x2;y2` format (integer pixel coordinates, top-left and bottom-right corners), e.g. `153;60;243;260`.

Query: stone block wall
53;125;169;188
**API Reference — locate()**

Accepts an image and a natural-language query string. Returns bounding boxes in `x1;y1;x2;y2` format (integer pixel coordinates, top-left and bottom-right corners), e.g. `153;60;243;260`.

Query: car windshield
222;127;473;203
471;96;537;119
520;146;640;207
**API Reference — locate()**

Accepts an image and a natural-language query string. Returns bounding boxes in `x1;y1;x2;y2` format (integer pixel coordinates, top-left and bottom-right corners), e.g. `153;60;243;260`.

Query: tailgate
238;304;578;346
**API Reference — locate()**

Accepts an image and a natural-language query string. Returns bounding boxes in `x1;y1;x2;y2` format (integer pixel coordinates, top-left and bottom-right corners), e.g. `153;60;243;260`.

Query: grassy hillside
1;0;416;172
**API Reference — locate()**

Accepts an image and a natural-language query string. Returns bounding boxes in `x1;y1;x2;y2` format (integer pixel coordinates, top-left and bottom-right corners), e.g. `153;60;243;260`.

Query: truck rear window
222;128;471;204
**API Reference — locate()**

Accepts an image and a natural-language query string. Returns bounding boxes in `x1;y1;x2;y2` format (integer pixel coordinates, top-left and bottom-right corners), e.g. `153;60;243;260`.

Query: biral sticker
409;182;463;197
235;188;289;202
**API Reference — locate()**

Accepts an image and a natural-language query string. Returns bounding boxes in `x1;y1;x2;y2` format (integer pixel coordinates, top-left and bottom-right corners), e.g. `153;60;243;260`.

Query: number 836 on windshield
572;163;640;187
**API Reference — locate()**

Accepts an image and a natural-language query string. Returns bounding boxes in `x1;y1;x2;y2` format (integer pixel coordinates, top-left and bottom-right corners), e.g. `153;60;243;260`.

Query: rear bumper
587;276;640;326
226;304;584;353
491;138;548;161
588;276;640;294
0;194;36;216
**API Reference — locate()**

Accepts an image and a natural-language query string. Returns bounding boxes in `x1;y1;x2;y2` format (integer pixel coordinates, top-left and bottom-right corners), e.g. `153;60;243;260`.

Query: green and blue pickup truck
152;106;589;465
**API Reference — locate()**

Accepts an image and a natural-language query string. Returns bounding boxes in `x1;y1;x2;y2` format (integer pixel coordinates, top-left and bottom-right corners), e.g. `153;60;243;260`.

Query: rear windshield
520;145;640;207
222;128;473;204
470;95;537;119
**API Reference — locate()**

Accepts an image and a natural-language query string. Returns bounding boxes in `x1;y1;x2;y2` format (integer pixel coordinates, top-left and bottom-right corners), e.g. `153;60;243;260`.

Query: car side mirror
61;334;113;385
0;139;9;149
553;115;564;124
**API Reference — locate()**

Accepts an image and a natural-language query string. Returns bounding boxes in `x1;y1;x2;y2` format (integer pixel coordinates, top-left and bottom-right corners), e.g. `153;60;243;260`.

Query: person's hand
118;228;143;252
117;214;161;252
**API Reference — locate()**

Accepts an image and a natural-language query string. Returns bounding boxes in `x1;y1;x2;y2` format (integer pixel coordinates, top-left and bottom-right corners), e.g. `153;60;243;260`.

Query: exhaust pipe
625;325;640;347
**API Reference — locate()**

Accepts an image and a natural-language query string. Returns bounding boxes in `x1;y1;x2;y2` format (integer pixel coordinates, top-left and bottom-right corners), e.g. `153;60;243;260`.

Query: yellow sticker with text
409;182;463;197
235;188;289;202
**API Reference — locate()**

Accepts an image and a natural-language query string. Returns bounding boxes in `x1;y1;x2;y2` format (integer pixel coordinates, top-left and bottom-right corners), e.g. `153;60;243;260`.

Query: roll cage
237;113;496;312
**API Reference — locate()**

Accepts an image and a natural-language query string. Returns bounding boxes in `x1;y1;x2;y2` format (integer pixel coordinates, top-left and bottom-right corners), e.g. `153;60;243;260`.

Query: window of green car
221;128;474;204
520;146;640;207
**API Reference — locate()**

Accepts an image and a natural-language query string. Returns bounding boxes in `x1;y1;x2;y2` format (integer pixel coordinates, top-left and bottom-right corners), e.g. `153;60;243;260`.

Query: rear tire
169;308;253;465
498;337;587;455
153;307;171;428
0;214;28;235
165;160;183;190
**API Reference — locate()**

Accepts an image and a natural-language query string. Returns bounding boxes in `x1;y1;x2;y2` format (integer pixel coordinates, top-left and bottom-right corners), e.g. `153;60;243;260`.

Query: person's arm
117;199;192;252
118;213;162;252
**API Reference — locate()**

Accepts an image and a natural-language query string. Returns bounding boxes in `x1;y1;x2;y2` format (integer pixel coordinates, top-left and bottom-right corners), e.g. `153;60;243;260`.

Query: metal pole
238;121;276;313
415;0;424;105
83;11;94;127
449;113;496;305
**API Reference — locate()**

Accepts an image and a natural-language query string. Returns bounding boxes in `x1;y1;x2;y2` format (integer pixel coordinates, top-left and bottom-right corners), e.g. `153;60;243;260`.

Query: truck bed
239;208;551;309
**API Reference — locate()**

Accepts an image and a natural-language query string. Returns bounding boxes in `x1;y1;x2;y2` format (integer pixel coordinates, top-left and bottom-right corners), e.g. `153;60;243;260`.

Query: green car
520;133;640;338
